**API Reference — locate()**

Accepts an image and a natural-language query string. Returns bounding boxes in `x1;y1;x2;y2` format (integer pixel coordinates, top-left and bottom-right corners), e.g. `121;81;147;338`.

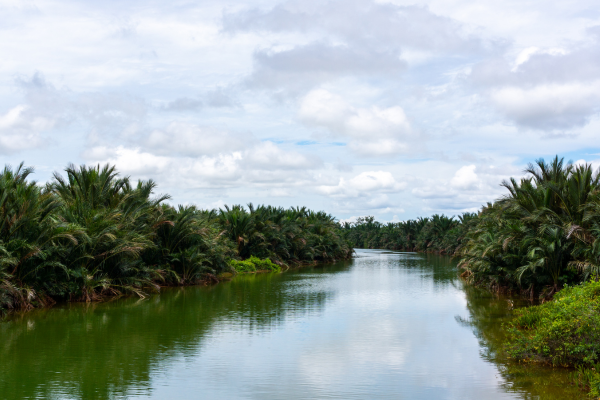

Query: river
0;249;583;399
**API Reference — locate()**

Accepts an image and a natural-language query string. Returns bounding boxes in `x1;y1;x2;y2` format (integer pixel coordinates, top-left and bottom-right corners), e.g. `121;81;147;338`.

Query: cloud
318;171;406;198
0;105;54;153
162;89;239;111
223;0;492;53
469;28;600;131
299;89;416;156
450;165;480;190
268;188;293;197
83;138;324;190
12;72;148;147
489;82;600;130
244;141;322;170
245;43;406;93
410;162;520;213
145;122;252;156
224;0;497;94
83;146;172;177
205;87;239;108
163;97;203;111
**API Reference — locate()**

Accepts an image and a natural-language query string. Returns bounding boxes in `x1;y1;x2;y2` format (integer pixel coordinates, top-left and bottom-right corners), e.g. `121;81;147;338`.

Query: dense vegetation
506;281;600;366
0;163;351;316
459;157;600;296
339;213;478;254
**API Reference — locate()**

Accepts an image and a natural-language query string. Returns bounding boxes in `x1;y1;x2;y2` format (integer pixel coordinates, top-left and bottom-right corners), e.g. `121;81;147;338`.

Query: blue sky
1;0;600;221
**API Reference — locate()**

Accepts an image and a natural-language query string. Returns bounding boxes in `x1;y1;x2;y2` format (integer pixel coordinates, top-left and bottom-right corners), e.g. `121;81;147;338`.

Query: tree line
0;163;352;315
339;213;477;255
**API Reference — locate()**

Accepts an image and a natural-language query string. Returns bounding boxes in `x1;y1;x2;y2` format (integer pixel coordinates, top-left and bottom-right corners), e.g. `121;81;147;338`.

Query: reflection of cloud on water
297;317;408;389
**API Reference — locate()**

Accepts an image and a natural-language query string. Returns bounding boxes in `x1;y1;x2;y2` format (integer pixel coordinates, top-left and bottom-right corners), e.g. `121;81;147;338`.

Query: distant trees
339;213;477;254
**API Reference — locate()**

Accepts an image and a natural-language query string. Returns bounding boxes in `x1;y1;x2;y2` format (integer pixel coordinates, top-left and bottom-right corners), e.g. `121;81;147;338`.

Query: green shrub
505;280;600;367
247;256;281;272
229;259;256;273
229;256;281;273
592;370;600;397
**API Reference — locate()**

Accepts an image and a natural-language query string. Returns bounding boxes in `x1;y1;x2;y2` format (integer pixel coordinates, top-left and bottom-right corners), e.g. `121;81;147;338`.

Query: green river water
0;250;585;399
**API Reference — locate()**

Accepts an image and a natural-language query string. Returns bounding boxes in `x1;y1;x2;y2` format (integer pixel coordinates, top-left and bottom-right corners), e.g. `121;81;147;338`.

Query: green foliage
339;213;477;255
459;156;600;294
593;371;600;397
217;204;352;265
0;163;351;316
230;256;281;273
505;280;600;367
146;204;235;284
230;259;257;273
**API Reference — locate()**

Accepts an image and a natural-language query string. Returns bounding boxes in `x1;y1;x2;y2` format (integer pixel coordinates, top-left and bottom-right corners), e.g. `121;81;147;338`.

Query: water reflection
0;250;584;399
0;270;336;399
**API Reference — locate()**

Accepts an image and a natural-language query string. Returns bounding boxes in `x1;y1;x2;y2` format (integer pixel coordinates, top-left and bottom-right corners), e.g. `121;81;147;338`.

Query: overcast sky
1;0;600;221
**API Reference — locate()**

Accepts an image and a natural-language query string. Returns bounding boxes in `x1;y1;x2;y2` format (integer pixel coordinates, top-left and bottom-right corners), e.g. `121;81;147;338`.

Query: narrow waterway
0;250;583;399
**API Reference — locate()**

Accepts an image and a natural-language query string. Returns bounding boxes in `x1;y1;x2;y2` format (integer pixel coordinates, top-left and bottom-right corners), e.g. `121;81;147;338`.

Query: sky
1;0;600;222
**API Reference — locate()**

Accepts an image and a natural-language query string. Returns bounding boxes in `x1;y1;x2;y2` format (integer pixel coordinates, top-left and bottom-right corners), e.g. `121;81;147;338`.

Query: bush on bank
505;280;600;396
506;280;600;366
230;256;281;273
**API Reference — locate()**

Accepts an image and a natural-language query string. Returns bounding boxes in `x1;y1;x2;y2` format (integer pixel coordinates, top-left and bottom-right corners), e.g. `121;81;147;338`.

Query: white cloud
268;188;293;197
245;141;322;170
410;161;520;213
145;122;252;156
318;171;406;198
511;46;567;71
490;82;600;130
0;105;55;153
83;139;324;190
84;146;242;184
450;165;480;190
224;0;494;54
299;89;416;156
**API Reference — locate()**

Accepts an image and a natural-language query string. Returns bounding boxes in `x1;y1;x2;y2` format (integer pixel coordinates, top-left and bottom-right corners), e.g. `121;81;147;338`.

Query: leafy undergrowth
505;280;600;397
230;256;281;273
